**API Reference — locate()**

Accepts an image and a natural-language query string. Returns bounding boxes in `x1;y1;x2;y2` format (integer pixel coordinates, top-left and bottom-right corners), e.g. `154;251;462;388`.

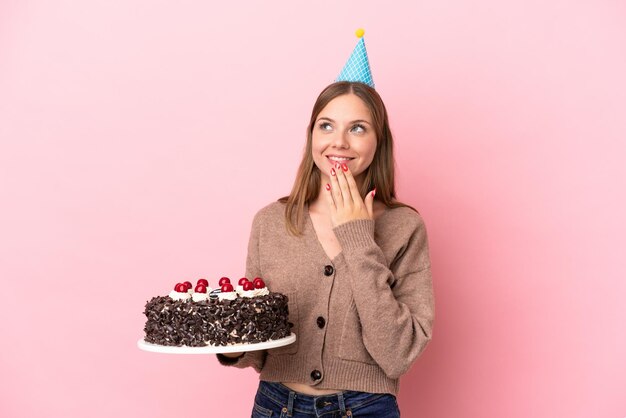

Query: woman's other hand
324;162;375;227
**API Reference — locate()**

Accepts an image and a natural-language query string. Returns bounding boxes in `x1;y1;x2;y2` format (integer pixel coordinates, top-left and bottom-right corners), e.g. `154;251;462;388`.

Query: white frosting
192;292;210;302
240;288;270;298
168;290;191;301
235;285;245;295
217;291;238;301
239;290;255;298
255;287;270;297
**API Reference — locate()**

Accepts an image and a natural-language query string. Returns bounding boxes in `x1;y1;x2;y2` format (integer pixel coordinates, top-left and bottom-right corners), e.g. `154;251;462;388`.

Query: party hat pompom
336;28;374;88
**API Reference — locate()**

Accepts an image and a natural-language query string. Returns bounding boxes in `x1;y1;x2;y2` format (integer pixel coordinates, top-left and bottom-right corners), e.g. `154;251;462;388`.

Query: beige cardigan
217;201;435;395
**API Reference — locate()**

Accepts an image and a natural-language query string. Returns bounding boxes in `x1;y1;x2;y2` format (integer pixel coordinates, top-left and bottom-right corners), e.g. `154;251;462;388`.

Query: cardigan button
311;369;322;381
323;265;334;276
317;316;326;328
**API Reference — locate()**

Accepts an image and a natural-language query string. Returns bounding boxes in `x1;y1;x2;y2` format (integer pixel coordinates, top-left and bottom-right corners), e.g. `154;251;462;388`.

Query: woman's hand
220;351;244;359
324;162;375;228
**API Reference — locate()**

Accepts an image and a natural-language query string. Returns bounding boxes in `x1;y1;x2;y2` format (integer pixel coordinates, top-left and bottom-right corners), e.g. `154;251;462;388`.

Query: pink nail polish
372;188;376;197
341;163;348;172
335;162;340;169
325;183;331;191
331;168;336;176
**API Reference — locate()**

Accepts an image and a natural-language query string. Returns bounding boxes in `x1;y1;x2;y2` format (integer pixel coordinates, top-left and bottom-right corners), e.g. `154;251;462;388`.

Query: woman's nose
331;131;350;149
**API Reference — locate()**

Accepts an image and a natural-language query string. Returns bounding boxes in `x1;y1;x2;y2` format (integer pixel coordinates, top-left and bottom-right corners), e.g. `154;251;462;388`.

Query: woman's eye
351;124;366;133
319;122;332;131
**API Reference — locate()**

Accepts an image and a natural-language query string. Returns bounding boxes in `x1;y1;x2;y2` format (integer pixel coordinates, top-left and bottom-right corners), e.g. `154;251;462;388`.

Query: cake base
137;333;297;354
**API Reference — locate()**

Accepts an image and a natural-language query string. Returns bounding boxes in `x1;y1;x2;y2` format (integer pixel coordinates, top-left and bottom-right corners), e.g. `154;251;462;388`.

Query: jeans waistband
257;380;392;416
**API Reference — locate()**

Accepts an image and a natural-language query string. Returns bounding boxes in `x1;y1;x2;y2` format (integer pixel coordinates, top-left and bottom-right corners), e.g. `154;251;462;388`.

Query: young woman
217;81;435;418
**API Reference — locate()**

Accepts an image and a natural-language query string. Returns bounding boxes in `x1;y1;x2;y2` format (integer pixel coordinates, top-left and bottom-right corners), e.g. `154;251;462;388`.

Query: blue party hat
336;29;374;88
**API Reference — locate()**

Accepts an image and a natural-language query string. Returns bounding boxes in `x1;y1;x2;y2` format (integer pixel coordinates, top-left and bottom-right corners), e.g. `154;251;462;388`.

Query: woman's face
311;93;377;184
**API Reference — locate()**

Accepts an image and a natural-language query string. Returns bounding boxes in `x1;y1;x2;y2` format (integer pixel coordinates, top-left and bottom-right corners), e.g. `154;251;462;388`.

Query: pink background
1;1;625;417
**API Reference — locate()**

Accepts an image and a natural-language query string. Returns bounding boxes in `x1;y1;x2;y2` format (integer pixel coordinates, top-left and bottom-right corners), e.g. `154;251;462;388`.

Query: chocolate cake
142;277;292;347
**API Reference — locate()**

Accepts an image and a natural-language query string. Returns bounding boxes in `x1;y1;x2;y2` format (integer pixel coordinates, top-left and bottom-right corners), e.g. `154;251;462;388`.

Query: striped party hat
336;28;374;88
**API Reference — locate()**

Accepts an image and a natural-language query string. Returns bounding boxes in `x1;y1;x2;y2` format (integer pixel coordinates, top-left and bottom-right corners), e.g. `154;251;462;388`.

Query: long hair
279;81;416;235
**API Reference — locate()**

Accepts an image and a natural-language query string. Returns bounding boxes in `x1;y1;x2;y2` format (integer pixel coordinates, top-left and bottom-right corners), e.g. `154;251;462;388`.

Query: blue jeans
252;381;401;417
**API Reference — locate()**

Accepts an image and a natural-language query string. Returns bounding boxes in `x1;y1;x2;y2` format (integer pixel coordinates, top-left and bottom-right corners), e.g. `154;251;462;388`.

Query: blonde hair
279;81;416;235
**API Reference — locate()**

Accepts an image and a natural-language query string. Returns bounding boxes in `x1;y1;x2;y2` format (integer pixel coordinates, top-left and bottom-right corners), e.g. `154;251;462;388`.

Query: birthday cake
143;277;292;347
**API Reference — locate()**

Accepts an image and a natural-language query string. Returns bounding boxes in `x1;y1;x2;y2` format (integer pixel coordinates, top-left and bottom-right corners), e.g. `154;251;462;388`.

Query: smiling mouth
326;156;355;164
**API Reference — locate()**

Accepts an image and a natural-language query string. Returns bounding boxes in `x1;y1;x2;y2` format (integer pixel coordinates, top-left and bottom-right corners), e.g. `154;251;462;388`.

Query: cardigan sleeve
215;211;268;372
332;214;435;379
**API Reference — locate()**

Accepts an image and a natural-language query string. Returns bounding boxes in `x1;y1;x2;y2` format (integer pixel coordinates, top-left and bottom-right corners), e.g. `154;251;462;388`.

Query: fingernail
335;162;340;169
372;188;376;197
331;168;336;176
341;163;348;172
325;183;331;191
